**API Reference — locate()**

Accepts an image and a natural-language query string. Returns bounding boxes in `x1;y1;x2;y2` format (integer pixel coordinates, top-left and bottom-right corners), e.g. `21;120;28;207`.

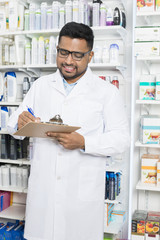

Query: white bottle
59;4;65;29
15;35;25;65
109;43;119;63
79;0;85;24
0;38;3;65
41;2;47;30
29;3;36;30
1;166;10;186
9;0;18;31
6;72;17;102
10;166;17;187
17;167;22;188
47;8;52;29
25;40;31;65
0;6;6;31
106;8;114;26
93;46;102;63
22;166;29;188
45;39;49;64
1;107;9;131
31;37;38;65
65;0;73;24
52;1;59;29
4;38;10;65
100;3;106;26
9;43;16;65
35;9;41;30
0;72;3;101
92;1;100;27
38;36;45;65
73;0;79;23
49;36;56;64
102;46;109;63
24;9;30;30
18;3;24;30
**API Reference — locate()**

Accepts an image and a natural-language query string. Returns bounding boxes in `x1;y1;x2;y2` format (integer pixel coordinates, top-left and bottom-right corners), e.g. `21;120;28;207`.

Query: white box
140;115;160;144
141;154;159;184
132;233;145;240
135;42;160;57
137;0;155;12
145;233;159;240
135;27;160;42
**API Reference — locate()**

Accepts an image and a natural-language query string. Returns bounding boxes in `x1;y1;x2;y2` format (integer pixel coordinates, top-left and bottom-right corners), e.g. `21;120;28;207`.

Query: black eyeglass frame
57;47;91;61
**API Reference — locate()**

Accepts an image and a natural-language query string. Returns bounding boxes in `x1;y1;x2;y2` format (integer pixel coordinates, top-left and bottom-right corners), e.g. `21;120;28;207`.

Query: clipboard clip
49;114;64;125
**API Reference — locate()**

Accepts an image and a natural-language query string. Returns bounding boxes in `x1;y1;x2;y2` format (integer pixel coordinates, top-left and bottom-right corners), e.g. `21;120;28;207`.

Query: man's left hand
46;131;85;150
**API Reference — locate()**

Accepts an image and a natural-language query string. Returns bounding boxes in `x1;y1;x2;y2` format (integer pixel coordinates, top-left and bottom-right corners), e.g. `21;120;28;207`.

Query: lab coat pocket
78;166;105;202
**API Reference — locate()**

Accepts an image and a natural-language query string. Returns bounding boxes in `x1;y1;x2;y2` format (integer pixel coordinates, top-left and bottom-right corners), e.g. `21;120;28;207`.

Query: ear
88;51;94;63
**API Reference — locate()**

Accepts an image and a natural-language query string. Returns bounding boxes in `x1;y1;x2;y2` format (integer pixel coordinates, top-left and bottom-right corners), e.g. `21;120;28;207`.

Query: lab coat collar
49;67;92;98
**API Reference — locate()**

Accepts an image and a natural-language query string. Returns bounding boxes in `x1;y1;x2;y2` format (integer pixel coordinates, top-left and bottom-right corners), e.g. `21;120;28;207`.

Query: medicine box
132;210;147;234
137;0;155;12
135;42;160;57
104;203;114;227
135;27;160;42
157;161;160;186
141;154;159;184
155;0;160;11
145;215;160;234
140;115;160;144
156;74;160;101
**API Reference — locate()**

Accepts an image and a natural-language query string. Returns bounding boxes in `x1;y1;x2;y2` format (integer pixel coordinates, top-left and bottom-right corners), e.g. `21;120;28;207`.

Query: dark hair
58;22;94;50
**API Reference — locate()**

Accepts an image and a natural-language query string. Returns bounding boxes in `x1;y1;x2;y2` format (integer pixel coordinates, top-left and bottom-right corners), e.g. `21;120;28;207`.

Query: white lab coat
8;68;129;240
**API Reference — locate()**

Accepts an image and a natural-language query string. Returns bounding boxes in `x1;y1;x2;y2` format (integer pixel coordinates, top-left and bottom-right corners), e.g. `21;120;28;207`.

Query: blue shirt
63;78;78;95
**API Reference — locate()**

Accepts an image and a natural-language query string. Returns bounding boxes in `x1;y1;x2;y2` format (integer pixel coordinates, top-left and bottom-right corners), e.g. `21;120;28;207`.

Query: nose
65;53;74;64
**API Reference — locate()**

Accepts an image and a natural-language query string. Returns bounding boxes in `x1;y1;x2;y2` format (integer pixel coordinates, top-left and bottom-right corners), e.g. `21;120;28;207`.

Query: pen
27;106;36;117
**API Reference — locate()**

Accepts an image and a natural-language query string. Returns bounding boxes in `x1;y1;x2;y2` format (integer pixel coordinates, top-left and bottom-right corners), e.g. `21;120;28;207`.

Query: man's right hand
18;111;41;130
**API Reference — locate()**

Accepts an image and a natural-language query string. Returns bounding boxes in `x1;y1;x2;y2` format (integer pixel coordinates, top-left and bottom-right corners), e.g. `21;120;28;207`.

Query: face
56;36;94;83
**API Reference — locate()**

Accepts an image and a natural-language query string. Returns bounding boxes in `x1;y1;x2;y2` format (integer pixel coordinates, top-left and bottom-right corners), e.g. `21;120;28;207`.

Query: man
8;22;129;240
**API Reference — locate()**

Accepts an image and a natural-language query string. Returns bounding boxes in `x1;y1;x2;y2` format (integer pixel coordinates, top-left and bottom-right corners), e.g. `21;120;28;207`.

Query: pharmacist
8;22;129;240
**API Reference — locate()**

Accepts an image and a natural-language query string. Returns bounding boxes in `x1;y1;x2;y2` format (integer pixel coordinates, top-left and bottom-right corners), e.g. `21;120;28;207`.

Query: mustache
62;64;76;68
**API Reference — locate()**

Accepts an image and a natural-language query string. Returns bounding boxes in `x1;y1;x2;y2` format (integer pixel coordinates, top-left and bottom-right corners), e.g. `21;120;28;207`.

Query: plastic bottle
30;77;37;89
45;39;49;64
92;0;100;27
41;2;47;30
18;3;24;30
5;2;9;30
113;7;120;26
109;172;115;200
9;43;16;65
1;135;10;158
29;3;36;30
25;40;31;65
102;46;109;63
9;0;18;31
1;107;9;131
79;0;85;24
31;37;38;65
52;1;59;29
10;136;18;160
0;6;6;31
15;35;25;65
22;166;28;188
2;165;10;186
17;167;22;188
105;172;109;199
24;9;30;30
106;8;114;26
4;38;10;65
73;0;79;23
38;36;45;64
93;46;102;63
100;3;106;26
59;4;65;28
35;9;41;30
49;36;56;64
0;72;3;101
111;76;119;89
109;43;119;63
6;72;17;102
23;77;30;99
47;8;52;29
65;0;73;24
10;166;17;187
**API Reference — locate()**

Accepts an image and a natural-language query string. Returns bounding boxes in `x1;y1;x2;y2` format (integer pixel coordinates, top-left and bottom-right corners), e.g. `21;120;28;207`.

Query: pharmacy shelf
136;181;160;192
136;100;160;104
0;131;8;135
0;204;25;220
0;186;25;193
104;221;123;234
0;159;30;165
136;56;160;62
0;102;21;106
135;141;160;148
104;197;122;204
0;25;126;39
137;11;160;17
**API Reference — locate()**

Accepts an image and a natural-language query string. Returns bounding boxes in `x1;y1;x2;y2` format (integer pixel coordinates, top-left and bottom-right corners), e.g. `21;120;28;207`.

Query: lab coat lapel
49;69;66;96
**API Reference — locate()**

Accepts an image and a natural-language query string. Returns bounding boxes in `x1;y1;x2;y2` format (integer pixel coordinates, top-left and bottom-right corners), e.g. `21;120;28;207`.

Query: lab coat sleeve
83;87;130;157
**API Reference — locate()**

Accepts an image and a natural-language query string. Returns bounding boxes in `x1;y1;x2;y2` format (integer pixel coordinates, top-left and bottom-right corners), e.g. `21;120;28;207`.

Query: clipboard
13;122;81;138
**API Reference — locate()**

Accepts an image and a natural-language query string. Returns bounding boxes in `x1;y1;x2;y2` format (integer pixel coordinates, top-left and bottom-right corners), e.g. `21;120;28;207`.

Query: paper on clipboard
13;122;81;138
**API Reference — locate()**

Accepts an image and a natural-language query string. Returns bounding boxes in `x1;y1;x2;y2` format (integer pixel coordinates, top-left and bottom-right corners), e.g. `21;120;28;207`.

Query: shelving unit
0;159;30;165
135;141;160;149
0;204;25;220
104;222;124;235
136;181;160;191
136;100;160;105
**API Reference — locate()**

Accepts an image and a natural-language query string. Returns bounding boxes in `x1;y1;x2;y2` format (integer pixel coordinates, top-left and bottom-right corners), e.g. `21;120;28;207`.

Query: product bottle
10;136;18;160
105;172;109;199
4;38;10;65
6;72;17;102
1;134;10;159
100;3;106;26
31;37;38;65
15;35;25;65
18;3;24;30
65;0;73;24
22;166;29;188
49;36;56;64
102;45;109;63
59;4;65;28
93;46;102;63
23;77;30;99
9;43;16;65
41;2;47;30
79;0;85;24
17;140;23;159
9;0;18;31
24;9;30;30
25;40;31;65
38;36;45;65
92;0;101;27
5;2;9;30
109;172;115;200
113;7;120;25
52;1;59;29
111;76;119;89
29;3;36;30
106;7;114;26
17;167;22;188
1;106;9;131
73;0;79;23
35;9;41;30
47;8;52;29
10;166;17;187
30;77;37;89
45;39;49;64
109;43;119;63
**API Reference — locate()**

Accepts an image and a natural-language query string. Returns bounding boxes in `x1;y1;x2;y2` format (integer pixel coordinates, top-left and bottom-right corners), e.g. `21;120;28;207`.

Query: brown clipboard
13;122;81;138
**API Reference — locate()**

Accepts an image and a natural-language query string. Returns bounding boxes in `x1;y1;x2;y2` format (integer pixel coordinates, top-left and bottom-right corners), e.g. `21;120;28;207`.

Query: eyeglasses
57;47;91;61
